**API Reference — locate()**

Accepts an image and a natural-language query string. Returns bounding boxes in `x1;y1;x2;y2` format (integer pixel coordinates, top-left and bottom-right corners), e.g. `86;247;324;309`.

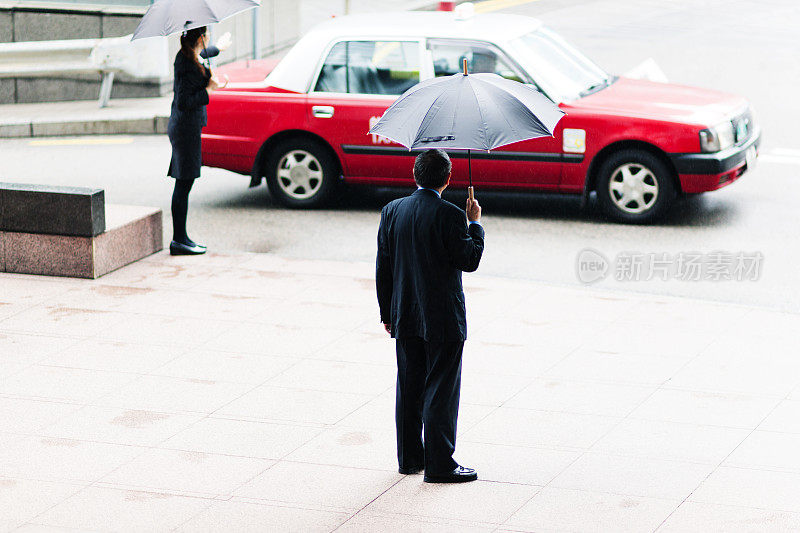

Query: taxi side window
428;40;525;83
314;41;420;95
315;42;348;93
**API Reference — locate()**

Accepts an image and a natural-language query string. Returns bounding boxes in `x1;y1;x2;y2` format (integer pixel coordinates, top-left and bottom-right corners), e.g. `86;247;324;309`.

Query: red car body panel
202;49;759;198
214;58;281;83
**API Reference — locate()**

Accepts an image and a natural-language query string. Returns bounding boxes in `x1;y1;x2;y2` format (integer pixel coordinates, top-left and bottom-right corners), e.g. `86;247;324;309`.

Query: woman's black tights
171;178;195;245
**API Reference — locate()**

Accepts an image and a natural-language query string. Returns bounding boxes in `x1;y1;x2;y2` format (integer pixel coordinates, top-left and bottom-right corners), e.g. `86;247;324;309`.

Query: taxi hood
568;77;747;127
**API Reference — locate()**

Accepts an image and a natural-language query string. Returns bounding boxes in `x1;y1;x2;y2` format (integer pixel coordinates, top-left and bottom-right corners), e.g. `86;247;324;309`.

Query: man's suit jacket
376;188;485;341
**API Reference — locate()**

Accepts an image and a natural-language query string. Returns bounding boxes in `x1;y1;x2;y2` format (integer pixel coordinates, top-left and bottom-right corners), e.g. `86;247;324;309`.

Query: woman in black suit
167;26;228;255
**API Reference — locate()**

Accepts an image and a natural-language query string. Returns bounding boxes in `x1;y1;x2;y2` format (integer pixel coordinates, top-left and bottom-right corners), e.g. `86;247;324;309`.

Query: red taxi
203;11;760;223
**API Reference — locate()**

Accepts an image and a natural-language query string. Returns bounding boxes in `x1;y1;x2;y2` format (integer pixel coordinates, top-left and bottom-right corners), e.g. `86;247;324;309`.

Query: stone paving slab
1;251;800;531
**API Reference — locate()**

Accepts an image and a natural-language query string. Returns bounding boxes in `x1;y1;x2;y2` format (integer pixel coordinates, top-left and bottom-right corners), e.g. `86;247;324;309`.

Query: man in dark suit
376;149;484;483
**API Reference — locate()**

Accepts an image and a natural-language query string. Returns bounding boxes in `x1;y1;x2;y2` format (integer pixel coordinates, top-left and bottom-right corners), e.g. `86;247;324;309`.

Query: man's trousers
395;336;464;474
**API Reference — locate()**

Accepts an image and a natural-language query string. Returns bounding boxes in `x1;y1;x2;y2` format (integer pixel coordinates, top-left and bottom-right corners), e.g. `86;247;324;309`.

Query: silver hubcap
277;150;324;200
609;163;659;214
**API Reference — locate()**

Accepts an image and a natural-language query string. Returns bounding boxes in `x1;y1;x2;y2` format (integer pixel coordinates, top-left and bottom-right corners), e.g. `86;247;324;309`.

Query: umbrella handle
467;148;474;202
203;44;212;70
463;58;468;76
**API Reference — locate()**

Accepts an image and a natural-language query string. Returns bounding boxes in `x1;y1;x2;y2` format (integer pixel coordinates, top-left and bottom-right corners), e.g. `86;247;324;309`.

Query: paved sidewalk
1;252;800;531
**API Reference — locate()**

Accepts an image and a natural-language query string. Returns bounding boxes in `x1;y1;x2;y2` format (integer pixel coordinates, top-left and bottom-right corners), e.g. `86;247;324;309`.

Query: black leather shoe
184;238;206;250
170;240;207;256
424;465;478;483
398;465;424;475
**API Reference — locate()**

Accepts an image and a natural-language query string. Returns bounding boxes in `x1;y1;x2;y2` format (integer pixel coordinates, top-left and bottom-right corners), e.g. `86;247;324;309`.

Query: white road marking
760;155;800;166
772;148;800;158
29;137;135;147
760;148;800;167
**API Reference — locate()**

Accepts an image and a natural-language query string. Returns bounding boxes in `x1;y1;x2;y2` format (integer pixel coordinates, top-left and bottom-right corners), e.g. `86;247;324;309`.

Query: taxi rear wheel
596;149;677;224
265;138;340;208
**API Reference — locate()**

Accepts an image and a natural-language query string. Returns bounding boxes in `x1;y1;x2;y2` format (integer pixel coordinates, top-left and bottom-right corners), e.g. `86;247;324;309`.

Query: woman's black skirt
167;117;202;181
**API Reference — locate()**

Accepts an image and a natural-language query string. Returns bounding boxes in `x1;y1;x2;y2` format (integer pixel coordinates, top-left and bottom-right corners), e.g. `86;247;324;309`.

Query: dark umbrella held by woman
166;26;230;256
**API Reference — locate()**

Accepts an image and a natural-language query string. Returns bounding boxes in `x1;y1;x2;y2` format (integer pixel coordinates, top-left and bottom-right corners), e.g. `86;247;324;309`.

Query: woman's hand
216;32;232;52
207;74;229;93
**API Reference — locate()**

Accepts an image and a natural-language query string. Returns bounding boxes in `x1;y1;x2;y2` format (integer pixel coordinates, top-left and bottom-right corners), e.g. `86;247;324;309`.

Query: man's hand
383;323;392;335
466;197;481;223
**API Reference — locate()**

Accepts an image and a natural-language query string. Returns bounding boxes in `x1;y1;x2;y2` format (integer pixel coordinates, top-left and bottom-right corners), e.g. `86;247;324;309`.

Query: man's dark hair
414;149;452;189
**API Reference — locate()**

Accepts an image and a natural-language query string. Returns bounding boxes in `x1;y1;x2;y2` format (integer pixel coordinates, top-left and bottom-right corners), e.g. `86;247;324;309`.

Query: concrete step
0;204;163;278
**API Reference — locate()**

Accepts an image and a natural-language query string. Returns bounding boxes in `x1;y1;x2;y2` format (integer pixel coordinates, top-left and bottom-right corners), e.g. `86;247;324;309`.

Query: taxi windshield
508;27;609;103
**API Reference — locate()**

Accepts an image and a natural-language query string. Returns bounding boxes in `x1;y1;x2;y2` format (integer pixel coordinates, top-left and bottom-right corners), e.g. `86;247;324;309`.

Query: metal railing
0;34;168;107
30;0;154;5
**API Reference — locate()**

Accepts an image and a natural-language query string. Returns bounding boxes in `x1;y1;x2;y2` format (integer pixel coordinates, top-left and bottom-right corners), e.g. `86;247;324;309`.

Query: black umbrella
369;60;565;200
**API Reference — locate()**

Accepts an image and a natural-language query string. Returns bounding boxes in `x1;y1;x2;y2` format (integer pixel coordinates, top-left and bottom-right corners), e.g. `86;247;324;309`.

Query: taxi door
306;39;428;184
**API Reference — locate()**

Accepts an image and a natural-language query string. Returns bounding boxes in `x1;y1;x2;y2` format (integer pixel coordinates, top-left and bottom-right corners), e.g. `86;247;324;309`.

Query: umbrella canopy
368;71;565;152
132;0;260;40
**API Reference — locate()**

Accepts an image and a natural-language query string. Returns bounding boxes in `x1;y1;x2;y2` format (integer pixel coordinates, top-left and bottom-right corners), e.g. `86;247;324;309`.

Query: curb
0;116;168;139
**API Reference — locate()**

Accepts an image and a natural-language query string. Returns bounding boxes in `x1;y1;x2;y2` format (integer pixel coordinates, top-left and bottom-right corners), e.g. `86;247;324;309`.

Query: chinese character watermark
576;249;763;284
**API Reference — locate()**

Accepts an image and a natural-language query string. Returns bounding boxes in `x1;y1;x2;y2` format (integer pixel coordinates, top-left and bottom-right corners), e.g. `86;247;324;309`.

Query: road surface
1;0;798;312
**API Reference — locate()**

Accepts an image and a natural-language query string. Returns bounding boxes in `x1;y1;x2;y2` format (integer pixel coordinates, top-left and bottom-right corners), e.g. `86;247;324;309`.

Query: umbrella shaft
468;149;472;188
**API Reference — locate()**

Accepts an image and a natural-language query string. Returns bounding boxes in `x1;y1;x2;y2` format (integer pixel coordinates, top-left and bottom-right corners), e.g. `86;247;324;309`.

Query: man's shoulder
382;192;462;220
439;198;466;221
383;191;429;213
381;196;405;215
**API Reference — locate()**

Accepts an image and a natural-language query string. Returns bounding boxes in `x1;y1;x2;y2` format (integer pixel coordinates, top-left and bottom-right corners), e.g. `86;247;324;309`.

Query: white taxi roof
265;11;542;94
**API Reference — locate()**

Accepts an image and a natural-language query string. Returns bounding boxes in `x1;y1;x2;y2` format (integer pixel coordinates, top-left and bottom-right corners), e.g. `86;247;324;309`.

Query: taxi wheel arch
255;132;343;208
586;142;681;224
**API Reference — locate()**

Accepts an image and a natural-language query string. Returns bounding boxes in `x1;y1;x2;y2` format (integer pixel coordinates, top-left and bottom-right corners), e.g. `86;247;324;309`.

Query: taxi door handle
312;105;334;118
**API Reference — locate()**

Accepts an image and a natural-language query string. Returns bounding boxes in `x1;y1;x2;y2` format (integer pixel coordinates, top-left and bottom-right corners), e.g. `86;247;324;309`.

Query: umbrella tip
463;58;468;76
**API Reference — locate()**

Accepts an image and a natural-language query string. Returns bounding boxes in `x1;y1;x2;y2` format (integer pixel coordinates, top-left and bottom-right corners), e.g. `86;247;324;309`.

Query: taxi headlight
699;121;735;153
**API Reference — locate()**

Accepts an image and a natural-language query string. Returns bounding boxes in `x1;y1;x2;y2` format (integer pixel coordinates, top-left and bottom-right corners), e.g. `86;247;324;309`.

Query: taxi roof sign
455;2;476;20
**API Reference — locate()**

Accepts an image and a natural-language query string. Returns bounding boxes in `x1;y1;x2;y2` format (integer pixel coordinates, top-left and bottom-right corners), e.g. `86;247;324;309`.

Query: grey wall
0;79;14;105
101;14;140;37
0;3;143;42
0;1;300;104
171;2;301;69
13;11;102;41
0;3;151;103
0;11;12;41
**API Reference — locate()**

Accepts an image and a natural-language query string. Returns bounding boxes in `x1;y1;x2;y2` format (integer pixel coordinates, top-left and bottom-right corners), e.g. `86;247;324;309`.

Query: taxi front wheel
596;149;677;224
265;138;340;208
